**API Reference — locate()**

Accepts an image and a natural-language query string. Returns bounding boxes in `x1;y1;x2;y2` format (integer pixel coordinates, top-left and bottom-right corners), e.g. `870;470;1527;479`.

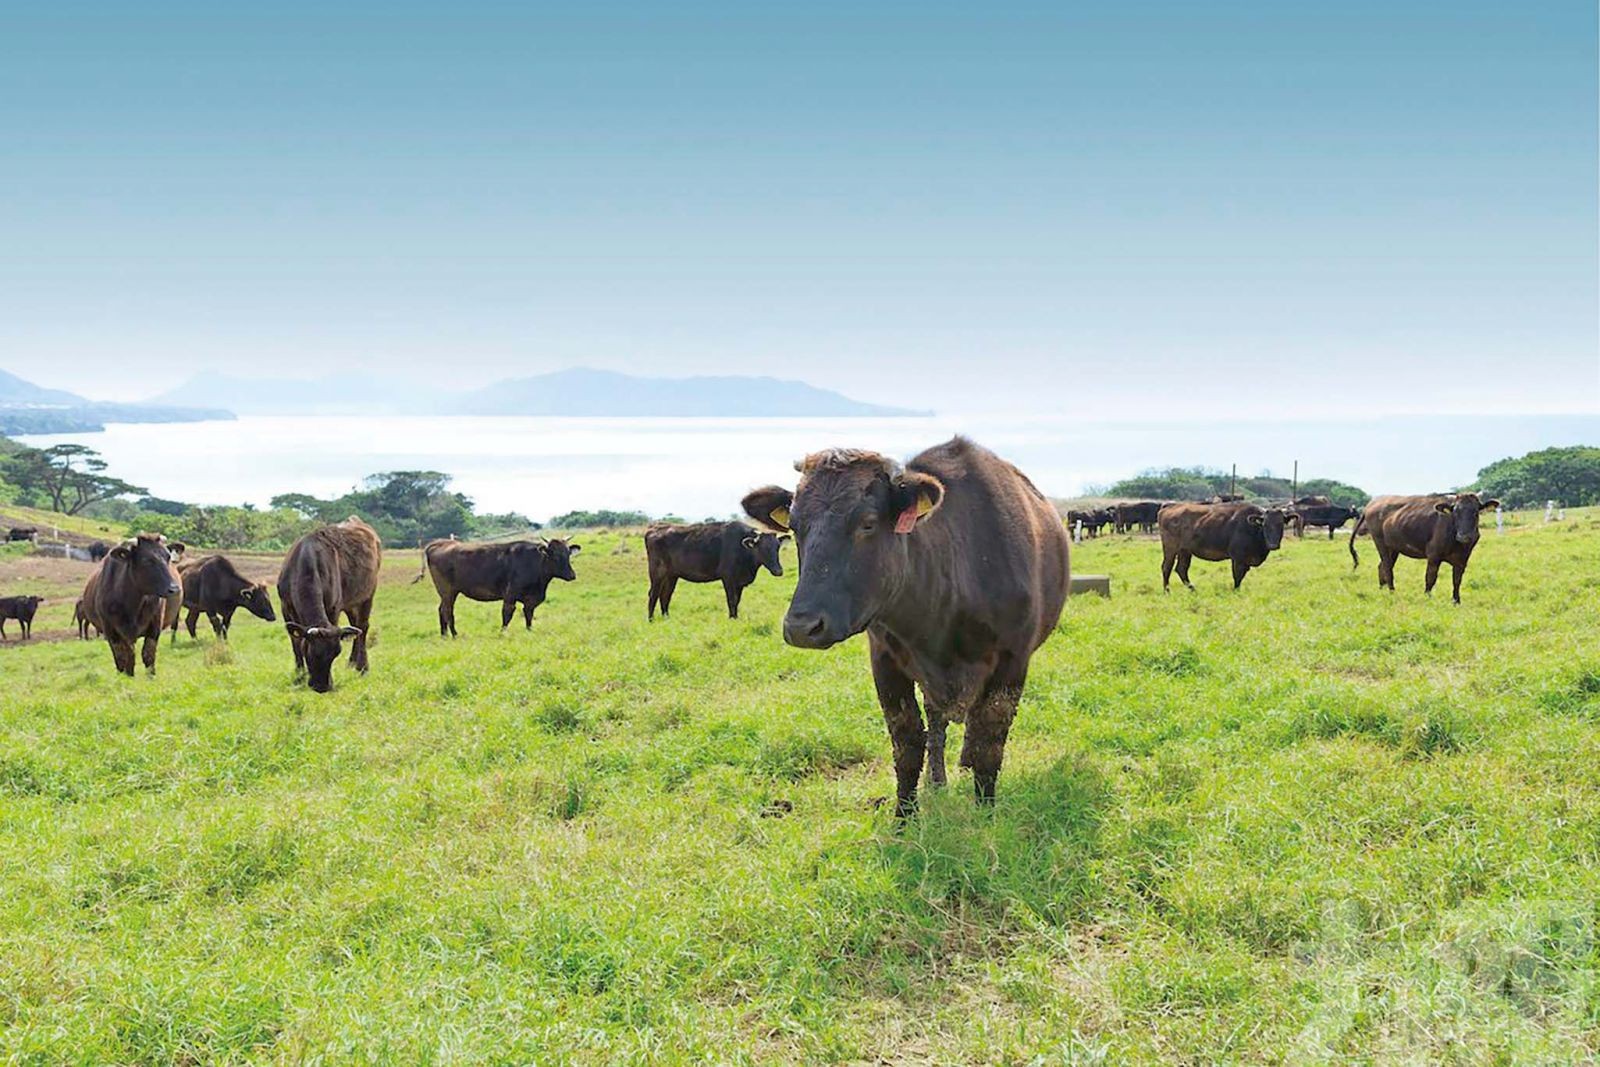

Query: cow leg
1450;559;1466;604
1378;547;1398;591
1175;551;1195;590
1424;558;1442;596
141;633;159;674
440;592;458;637
960;661;1025;806
110;638;136;676
723;579;742;619
870;642;925;818
1232;557;1250;590
1327;526;1335;541
1161;546;1177;592
184;607;200;638
522;599;536;629
648;577;660;621
501;598;517;630
659;577;678;618
347;600;372;672
923;700;949;788
216;608;232;639
0;620;6;641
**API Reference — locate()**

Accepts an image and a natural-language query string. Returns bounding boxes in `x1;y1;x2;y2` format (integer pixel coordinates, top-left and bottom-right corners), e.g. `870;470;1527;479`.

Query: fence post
1546;500;1555;523
1496;509;1504;535
1074;519;1083;544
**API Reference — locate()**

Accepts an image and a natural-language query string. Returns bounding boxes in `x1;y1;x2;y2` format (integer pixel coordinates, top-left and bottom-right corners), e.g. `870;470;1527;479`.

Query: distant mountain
149;366;927;418
0;367;233;436
450;368;925;417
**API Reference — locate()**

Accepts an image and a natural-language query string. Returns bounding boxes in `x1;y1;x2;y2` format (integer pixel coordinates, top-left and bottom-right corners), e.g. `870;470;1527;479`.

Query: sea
16;413;1598;521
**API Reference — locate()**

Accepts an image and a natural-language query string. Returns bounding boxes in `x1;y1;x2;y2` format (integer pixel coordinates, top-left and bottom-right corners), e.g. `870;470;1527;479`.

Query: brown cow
74;598;98;639
81;533;182;675
172;554;276;640
0;595;44;640
416;537;580;635
1159;502;1293;591
1349;493;1498;603
742;437;1070;815
277;516;381;692
643;522;786;620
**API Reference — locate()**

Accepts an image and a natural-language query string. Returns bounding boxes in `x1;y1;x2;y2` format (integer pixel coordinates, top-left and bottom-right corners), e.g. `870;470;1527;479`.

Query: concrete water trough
1069;574;1111;598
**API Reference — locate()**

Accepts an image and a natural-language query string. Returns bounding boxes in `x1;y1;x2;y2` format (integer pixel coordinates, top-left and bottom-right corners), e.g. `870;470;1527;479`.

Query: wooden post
1292;460;1298;501
1230;464;1236;499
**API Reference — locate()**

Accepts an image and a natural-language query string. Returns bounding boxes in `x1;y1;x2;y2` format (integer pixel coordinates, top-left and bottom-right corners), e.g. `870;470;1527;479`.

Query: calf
417;537;580;635
0;595;43;640
172;554;276;640
743;437;1069;814
1349;493;1498;603
277;516;382;692
643;522;786;620
82;534;182;675
74;598;97;639
1159;502;1292;591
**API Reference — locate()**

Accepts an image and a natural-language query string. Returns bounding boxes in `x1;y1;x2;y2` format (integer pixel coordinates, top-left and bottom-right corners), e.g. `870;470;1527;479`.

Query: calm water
18;413;1598;521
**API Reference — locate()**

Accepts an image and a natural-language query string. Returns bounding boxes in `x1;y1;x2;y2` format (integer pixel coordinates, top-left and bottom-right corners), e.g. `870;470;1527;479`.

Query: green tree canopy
1472;446;1600;508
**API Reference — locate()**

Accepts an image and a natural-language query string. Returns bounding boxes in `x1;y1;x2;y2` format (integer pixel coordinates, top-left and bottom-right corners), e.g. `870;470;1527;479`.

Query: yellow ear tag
916;493;935;517
771;506;790;528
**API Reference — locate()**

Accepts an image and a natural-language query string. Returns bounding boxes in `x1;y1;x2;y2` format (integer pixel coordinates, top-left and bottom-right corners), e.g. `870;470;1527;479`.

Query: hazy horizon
4;3;1595;416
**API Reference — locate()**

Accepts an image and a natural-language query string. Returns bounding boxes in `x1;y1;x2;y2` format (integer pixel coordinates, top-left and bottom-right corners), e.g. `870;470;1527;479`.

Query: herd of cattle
2;437;1506;812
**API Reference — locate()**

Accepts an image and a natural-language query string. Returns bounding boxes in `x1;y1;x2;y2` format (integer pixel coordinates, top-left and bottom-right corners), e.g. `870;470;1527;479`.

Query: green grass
3;515;1600;1062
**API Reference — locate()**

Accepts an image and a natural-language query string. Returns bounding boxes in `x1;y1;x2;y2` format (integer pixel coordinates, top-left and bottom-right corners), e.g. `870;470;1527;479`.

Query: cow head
739;529;789;577
543;539;581;581
1435;493;1498;544
15;596;42;620
744;449;944;650
1246;508;1290;551
285;622;362;693
110;534;181;596
241;583;276;622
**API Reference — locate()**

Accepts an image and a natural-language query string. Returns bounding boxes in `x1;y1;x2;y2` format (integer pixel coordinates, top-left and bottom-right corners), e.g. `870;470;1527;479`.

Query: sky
2;1;1596;415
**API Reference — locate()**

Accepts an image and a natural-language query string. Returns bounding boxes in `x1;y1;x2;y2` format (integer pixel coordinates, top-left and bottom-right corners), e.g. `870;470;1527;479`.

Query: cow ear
169;542;186;556
339;625;363;639
1434;501;1454;514
1482;499;1500;511
285;621;305;637
741;533;760;549
892;472;945;534
110;543;132;560
1247;513;1265;526
779;534;791;544
568;543;581;554
742;486;794;532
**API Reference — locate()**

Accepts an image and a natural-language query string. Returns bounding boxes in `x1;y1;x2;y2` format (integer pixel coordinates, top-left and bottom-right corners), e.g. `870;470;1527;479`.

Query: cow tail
1348;513;1364;569
413;539;431;584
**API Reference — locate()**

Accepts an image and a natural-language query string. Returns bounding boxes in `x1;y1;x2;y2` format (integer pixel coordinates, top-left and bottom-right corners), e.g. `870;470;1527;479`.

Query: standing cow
0;595;44;640
81;534;182;675
172;554;277;640
1159;502;1293;591
6;527;37;543
417;537;580;635
1349;493;1498;603
643;522;786;620
74;598;98;639
1114;501;1162;534
742;437;1069;815
1289;496;1361;539
277;516;381;692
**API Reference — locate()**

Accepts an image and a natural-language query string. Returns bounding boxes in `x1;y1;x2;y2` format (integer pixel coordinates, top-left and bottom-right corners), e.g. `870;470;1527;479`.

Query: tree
10;444;146;515
1473;446;1600;508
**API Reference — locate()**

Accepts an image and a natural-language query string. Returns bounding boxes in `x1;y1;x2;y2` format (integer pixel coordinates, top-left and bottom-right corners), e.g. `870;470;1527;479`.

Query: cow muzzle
783;609;845;649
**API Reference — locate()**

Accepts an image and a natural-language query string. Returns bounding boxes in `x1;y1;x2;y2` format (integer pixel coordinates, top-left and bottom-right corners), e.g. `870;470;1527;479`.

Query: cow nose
783;611;832;648
165;581;180;595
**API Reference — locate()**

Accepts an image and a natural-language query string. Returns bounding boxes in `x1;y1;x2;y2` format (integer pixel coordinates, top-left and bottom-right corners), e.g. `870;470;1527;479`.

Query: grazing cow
1349;493;1498;603
0;595;43;640
172;554;276;640
86;541;111;562
742;438;1070;815
1159;502;1293;591
7;527;37;542
81;533;182;675
1114;501;1162;534
74;598;97;639
643;522;786;620
276;516;381;692
416;537;581;635
1289;496;1361;539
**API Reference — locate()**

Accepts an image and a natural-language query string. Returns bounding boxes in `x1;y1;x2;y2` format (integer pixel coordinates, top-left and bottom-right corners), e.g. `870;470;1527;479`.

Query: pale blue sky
3;2;1595;414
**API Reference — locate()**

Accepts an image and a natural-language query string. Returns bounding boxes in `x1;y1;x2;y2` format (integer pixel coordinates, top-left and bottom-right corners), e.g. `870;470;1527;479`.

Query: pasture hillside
1;514;1598;1061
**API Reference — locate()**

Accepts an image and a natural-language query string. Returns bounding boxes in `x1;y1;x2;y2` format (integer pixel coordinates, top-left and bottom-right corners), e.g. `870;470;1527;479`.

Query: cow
415;537;581;635
171;554;277;640
1159;502;1294;591
1288;496;1361;539
1114;501;1162;534
1349;492;1498;603
6;527;37;542
74;598;97;639
1066;508;1112;538
742;437;1070;816
643;522;786;620
81;533;182;675
276;516;381;692
0;595;43;640
86;541;111;562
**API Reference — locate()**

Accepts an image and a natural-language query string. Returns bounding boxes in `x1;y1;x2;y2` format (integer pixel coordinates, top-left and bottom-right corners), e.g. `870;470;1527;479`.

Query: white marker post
1496;509;1504;535
1546;500;1555;523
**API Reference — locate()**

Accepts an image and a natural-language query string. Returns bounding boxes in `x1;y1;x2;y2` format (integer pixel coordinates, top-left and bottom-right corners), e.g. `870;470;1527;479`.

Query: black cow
742;437;1070;815
1159;502;1293;591
1289;496;1361;539
86;541;111;562
1114;501;1162;534
7;527;37;543
1350;493;1498;603
1066;508;1112;538
81;534;182;675
416;537;581;635
0;595;43;640
172;554;277;640
643;522;786;620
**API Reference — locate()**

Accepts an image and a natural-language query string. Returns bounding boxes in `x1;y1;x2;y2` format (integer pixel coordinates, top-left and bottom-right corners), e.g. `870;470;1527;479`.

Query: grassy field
2;512;1599;1062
